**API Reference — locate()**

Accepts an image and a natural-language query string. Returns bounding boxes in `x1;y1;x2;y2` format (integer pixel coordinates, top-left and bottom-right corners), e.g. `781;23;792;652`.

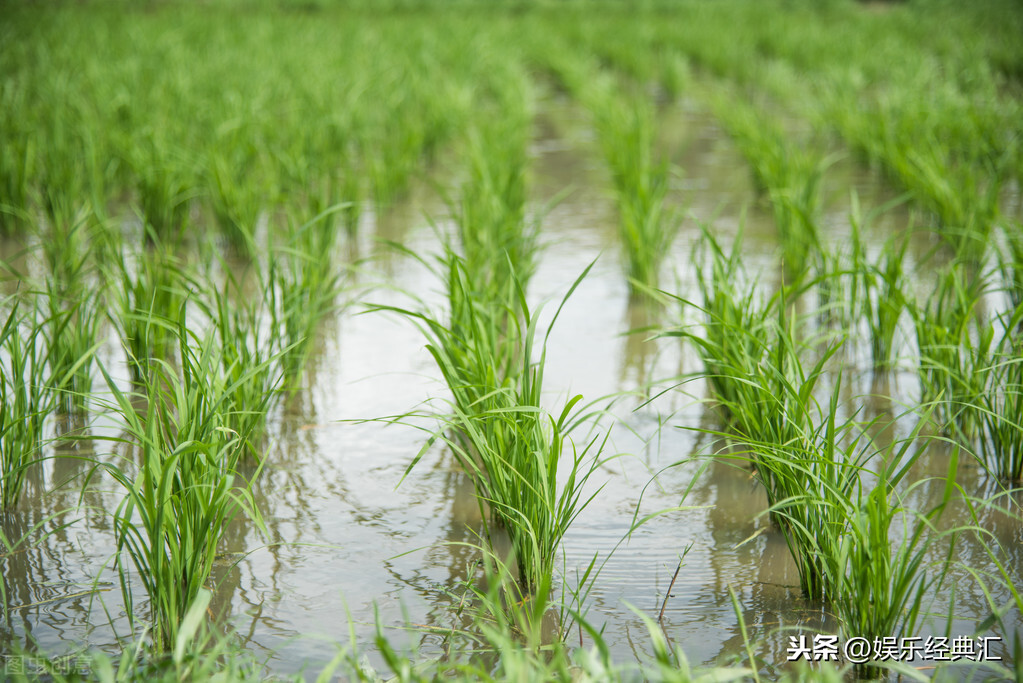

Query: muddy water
2;93;1021;680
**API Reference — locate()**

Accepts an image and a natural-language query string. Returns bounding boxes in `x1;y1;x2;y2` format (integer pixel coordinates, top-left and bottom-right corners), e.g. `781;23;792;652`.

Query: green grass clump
265;211;344;388
128;135;195;244
456;111;537;303
971;305;1023;482
200;273;283;459
107;240;190;385
830;444;958;679
709;91;826;281
94;318;268;653
0;301;51;509
594;93;676;294
384;252;605;592
678;226;772;421
859;237;909;371
39;214;103;413
913;264;988;440
997;222;1023;310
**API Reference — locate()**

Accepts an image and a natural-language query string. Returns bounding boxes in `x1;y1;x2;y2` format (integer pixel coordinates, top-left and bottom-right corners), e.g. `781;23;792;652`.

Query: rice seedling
377;245;526;465
37;213;104;414
972;304;1023;483
383;253;606;592
912;263;989;440
0;122;33;234
265;210;345;388
207;144;266;258
0;300;52;509
127;136;195;244
722;369;861;601
708;91;827;281
675;225;773;422
91;316;268;653
106;240;190;385
455;102;538;302
198;272;283;460
830;438;961;679
593;89;677;294
296;119;363;239
43;290;102;416
860;233;909;371
811;245;855;331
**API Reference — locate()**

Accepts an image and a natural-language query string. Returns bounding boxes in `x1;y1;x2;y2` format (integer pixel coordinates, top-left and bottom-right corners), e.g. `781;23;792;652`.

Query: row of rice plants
377;72;611;604
536;43;679;295
0;196;345;656
672;229;986;677
0;5;479;256
561;2;1019;269
706;89;829;282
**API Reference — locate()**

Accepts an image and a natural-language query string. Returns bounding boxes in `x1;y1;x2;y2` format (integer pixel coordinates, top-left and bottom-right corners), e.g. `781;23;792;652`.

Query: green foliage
0;300;52;509
708;90;827;281
92;319;269;653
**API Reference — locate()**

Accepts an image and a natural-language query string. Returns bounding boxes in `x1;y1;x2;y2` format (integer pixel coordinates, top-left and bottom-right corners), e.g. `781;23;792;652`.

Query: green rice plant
107;241;189;385
912;264;988;439
675;225;773;422
43;287;101;415
0;124;34;234
37;213;103;413
127;135;195;244
198;269;283;459
729;360;859;601
677;229;876;598
207;145;264;258
592;90;677;294
708;91;827;280
298;122;362;239
436;356;606;594
977;359;1023;483
265;210;344;388
811;244;855;331
672;224;832;449
860;234;909;371
0;300;52;509
376;246;526;480
92;317;268;653
914;265;973;428
378;238;533;457
387;257;606;592
830;439;960;679
974;305;1023;482
35;121;91;234
456;110;538;303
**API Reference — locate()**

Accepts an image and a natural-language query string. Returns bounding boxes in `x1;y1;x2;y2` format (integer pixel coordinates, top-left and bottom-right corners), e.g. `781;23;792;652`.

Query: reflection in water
619;295;662;397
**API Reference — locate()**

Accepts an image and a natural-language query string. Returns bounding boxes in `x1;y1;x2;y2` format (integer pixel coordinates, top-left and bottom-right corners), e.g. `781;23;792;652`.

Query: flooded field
1;2;1022;680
